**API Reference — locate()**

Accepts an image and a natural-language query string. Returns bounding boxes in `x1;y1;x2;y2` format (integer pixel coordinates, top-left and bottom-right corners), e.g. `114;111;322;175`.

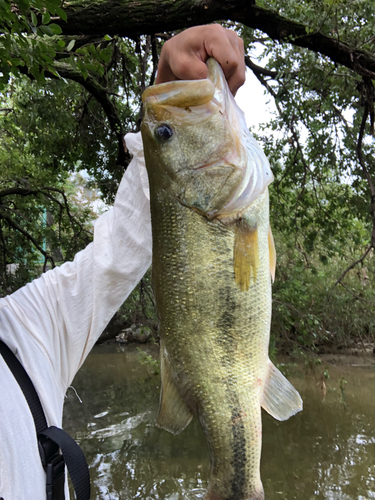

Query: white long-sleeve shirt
0;132;151;500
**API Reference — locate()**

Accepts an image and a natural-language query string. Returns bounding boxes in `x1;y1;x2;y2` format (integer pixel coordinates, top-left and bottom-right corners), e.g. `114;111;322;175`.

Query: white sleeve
2;132;152;391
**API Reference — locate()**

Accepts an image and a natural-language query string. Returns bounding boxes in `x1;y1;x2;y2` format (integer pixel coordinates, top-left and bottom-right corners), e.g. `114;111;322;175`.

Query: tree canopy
1;0;374;349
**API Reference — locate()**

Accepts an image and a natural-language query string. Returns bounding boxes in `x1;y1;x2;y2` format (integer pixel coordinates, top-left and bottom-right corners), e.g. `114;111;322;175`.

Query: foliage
0;36;145;293
136;347;160;378
115;268;157;329
1;0;375;348
0;77;89;291
271;224;375;352
244;0;375;349
0;0;67;88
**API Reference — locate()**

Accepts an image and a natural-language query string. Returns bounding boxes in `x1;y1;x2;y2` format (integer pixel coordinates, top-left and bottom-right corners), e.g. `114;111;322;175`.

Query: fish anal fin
268;225;276;283
234;219;259;292
157;344;193;435
261;360;303;421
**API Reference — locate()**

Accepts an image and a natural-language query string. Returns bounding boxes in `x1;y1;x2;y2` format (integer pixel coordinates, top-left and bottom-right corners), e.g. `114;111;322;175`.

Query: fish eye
155;123;174;141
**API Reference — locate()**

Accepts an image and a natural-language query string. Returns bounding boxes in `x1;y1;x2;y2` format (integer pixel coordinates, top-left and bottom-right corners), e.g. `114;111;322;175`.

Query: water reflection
63;346;375;499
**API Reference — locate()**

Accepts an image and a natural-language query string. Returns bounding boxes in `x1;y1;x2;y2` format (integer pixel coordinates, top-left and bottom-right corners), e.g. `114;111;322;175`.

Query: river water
63;345;375;500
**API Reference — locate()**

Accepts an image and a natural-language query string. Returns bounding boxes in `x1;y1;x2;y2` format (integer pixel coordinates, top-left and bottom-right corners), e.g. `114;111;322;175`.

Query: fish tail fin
157;342;193;435
261;360;303;421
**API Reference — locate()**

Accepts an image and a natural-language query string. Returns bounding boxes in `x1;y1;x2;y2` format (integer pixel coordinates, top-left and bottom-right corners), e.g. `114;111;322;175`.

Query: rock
115;327;133;344
133;325;152;343
115;324;153;344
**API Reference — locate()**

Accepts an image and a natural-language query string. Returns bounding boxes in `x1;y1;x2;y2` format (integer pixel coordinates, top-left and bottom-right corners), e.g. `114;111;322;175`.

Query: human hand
155;25;245;96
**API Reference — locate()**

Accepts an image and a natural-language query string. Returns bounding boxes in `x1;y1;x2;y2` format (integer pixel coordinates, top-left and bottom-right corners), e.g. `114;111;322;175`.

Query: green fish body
141;59;302;500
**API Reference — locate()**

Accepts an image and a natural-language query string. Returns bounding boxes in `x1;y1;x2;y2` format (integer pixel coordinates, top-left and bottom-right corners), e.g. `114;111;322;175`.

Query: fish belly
151;193;271;500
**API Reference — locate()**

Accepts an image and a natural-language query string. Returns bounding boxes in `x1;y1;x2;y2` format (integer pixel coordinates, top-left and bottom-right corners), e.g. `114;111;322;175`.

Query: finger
226;35;246;95
155;59;176;84
205;28;246;95
168;53;209;81
155;25;246;94
156;53;209;83
226;51;246;96
156;32;209;84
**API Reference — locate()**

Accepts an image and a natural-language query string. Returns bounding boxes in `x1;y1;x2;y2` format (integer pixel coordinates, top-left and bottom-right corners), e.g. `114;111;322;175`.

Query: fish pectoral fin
234;219;259;292
157;344;193;435
268;225;276;283
261;360;303;421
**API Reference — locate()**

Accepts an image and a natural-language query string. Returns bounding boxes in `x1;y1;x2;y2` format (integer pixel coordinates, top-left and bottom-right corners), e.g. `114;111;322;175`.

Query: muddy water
63;345;375;499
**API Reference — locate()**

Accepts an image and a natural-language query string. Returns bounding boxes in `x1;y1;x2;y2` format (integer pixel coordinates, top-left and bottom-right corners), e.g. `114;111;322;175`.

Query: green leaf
47;47;56;58
49;23;62;35
44;0;61;10
57;39;65;48
39;25;53;36
29;21;37;34
10;58;23;66
31;11;38;26
42;11;50;24
10;66;20;76
67;39;75;52
55;7;67;22
99;45;112;63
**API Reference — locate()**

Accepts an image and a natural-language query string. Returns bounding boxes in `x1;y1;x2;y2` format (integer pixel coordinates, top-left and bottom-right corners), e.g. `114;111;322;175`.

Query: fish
141;58;302;500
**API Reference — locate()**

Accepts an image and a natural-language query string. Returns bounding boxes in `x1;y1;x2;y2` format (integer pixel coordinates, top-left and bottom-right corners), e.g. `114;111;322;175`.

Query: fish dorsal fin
268;225;276;283
234;219;259;292
156;342;193;435
261;360;303;421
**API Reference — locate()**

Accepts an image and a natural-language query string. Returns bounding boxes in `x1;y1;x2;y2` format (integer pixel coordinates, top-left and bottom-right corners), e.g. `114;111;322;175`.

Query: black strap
0;339;91;500
40;426;91;500
0;338;47;434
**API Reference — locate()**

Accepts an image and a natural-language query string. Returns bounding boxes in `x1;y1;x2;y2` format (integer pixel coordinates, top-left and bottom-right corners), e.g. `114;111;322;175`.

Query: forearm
4;132;151;390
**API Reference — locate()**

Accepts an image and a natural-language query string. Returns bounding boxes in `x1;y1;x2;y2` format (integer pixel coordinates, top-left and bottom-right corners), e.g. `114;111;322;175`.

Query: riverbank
64;344;375;499
99;319;375;359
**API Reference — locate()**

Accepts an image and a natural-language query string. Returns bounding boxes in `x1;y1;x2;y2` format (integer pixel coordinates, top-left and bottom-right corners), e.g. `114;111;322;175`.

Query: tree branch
331;88;375;289
332;246;373;288
0;185;92;247
55;1;375;79
0;212;55;269
236;5;375;79
17;61;130;168
40;187;92;243
149;34;159;87
356;79;375;249
245;56;278;79
338;280;369;303
0;187;38;198
52;62;130;167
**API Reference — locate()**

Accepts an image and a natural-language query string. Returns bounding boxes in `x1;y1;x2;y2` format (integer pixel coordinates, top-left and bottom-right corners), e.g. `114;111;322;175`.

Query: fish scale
149;190;270;499
141;58;302;500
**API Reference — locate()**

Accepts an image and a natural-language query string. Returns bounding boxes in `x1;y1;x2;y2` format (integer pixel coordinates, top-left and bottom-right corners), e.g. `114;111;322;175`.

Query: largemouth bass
141;59;302;500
